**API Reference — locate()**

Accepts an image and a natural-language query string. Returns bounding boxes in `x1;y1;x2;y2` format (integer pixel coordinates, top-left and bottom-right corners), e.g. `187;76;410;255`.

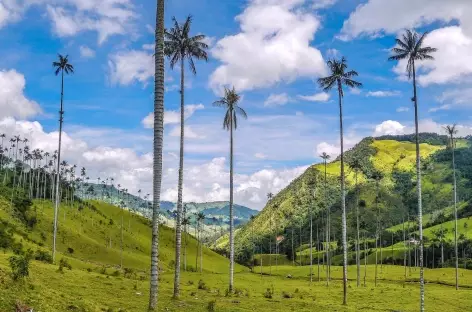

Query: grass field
2;197;472;311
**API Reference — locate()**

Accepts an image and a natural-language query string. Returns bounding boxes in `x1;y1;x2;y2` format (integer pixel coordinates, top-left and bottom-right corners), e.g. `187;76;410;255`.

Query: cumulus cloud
312;0;337;10
108;50;153;86
46;0;136;44
0;69;42;119
141;104;204;129
79;45;95;58
366;90;401;97
340;1;472;86
264;93;292;107
373;120;406;136
209;0;326;92
297;92;330;102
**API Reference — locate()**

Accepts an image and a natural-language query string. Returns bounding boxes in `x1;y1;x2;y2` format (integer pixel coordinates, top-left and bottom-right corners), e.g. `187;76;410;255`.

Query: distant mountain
75;183;258;236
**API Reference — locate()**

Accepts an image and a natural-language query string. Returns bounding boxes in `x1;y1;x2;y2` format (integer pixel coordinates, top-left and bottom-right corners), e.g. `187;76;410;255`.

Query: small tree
9;250;33;280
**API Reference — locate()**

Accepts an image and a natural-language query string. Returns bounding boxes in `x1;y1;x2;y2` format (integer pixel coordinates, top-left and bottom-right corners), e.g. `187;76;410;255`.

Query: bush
207;300;216;312
198;279;207;290
67;247;74;254
58;258;72;273
263;287;274;299
112;270;121;277
123;268;136;279
9;250;32;280
34;250;52;263
282;291;293;299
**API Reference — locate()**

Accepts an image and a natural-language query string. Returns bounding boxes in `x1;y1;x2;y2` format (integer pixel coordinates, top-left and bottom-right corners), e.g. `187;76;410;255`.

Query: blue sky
0;0;471;209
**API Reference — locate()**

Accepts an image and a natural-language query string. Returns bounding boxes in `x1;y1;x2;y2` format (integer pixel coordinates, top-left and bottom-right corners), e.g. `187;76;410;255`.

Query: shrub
234;288;244;297
112;270;121;277
67;247;74;254
123;268;136;279
108;219;114;226
9;250;32;280
282;291;293;299
99;266;107;275
12;242;23;255
207;300;216;312
263;287;274;299
198;279;207;290
187;280;194;285
58;258;72;273
34;250;52;263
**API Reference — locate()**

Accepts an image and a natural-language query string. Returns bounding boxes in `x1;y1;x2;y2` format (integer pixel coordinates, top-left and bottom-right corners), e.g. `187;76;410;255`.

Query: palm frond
317;76;336;91
235;106;247;119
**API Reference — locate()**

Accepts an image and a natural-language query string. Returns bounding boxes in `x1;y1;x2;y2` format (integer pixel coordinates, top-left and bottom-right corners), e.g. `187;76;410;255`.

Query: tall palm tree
267;192;273;276
213;87;247;292
320;152;331;285
165;15;208;298
149;0;165;309
444;124;459;289
349;157;362;287
318;57;362;305
389;30;436;311
197;212;205;273
52;54;74;263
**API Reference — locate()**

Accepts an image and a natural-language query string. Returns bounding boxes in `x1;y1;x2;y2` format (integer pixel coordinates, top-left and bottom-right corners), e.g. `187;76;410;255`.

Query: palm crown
165;15;209;74
388;29;437;79
320;152;330;161
213;87;247;130
318;57;362;96
53;54;74;76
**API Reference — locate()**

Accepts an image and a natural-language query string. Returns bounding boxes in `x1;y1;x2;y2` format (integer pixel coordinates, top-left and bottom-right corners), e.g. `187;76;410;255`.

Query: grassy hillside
225;134;472;269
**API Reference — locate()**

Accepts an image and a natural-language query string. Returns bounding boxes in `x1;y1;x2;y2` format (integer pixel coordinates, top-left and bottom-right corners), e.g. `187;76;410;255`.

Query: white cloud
438;87;472;107
142;104;204;129
350;88;362;95
340;1;472;86
45;0;136;44
108;50;153;86
0;69;42;119
209;0;326;92
366;90;401;97
428;104;451;113
264;93;292;107
396;106;410;112
316;142;339;158
373;120;406;136
79;45;95;58
297;92;330;102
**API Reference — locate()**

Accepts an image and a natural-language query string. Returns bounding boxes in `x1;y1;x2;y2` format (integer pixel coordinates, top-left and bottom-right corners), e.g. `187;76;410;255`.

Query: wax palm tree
389;30;436;310
267;192;273;275
165;15;208;298
213;87;247;292
149;0;165;309
196;212;206;273
444;124;459;289
320;152;331;285
182;215;190;272
52;54;74;263
349;156;362;287
318;57;362;305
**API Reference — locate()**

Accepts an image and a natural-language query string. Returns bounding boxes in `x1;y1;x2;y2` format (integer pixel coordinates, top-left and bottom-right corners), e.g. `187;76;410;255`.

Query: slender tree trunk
149;0;165;308
355;170;360;287
403;216;407;281
173;56;186;299
292;227;295;267
441;223;444;267
229;117;235;292
310;203;313;284
412;61;425;312
338;83;348;305
375;232;378;287
120;213;124;269
451;133;459;290
52;69;65;264
269;213;272;275
363;233;367;287
316;223;320;282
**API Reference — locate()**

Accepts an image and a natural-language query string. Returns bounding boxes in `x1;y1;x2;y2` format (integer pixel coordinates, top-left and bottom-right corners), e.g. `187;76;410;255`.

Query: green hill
225;134;472;268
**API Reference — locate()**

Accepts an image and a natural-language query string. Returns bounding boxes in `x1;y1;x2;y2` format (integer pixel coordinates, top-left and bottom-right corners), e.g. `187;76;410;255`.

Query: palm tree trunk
441;223;444;267
403;216;407;281
316;223;320;282
229;116;235;292
292;227;294;267
375;232;378;287
52;69;65;264
355;170;360;287
363;233;367;287
412;61;425;312
269;213;272;275
451;133;459;290
173;55;186;299
337;83;348;305
149;0;165;309
120;213;124;269
310;205;313;284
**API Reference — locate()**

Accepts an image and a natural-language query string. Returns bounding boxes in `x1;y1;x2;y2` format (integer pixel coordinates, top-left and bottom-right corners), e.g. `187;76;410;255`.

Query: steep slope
228;134;471;265
0;189;245;274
